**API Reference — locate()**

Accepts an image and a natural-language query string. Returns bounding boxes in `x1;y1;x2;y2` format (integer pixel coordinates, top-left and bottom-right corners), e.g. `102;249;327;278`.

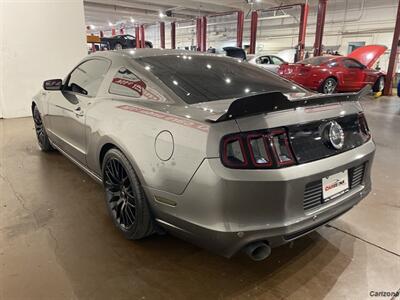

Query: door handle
74;106;84;117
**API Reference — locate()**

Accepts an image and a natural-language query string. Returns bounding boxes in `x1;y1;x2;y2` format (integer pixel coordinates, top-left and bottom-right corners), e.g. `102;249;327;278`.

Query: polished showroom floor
0;96;399;300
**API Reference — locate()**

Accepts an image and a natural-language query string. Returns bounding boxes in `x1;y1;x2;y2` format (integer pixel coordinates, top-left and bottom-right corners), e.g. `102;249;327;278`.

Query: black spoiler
211;85;370;122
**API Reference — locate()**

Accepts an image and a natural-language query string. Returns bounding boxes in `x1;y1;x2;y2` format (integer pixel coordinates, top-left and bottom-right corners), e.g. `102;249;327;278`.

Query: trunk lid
347;45;387;68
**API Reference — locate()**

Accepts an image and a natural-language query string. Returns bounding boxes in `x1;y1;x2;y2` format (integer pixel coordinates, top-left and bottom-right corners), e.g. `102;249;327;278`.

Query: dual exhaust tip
243;241;271;261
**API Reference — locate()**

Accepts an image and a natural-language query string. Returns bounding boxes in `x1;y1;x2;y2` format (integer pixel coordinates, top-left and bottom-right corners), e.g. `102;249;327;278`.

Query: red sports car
278;45;387;94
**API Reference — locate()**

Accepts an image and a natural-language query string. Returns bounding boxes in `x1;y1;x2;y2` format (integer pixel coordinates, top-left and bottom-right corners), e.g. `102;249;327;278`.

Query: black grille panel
349;164;365;189
304;181;323;210
303;163;366;211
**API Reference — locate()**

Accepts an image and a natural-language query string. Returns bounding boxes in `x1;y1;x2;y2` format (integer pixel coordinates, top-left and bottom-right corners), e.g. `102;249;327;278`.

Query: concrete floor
0;96;399;300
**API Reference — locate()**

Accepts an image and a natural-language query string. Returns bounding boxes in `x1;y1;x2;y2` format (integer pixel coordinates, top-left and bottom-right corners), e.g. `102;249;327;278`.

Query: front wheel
32;106;54;151
320;77;337;94
102;148;155;240
373;76;385;93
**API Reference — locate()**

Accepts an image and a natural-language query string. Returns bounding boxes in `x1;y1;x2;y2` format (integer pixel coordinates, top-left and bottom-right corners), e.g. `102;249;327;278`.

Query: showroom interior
0;0;399;299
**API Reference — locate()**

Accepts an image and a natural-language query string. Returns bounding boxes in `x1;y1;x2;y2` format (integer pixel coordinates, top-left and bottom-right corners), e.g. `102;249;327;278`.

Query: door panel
46;58;111;165
47;92;89;164
342;59;366;91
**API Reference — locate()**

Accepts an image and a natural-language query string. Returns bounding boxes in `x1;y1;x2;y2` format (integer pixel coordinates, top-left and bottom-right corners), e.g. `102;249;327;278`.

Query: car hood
347;45;387;68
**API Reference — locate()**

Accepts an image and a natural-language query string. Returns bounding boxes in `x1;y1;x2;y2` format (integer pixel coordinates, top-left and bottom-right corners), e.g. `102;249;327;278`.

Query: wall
0;0;87;118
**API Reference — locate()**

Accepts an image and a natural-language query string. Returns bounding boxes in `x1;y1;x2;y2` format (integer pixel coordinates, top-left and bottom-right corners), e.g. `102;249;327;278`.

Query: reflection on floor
0;96;399;299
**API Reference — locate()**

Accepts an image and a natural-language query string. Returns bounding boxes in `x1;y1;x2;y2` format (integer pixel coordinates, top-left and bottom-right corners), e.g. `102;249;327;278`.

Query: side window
67;59;110;97
256;56;270;64
343;59;364;69
109;67;167;102
271;56;284;65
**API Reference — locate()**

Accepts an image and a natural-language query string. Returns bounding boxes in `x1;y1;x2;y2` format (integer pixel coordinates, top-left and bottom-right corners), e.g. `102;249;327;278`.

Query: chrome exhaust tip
243;241;271;261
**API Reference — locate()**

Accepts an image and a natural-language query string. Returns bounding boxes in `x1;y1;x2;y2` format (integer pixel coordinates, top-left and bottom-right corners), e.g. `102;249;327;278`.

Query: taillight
222;135;248;168
269;130;296;167
358;112;371;140
221;129;296;169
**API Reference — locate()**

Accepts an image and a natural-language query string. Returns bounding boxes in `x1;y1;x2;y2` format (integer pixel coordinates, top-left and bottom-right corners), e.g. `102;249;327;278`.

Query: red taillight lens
221;129;296;169
269;130;295;167
222;135;248;168
358;113;371;140
247;135;273;167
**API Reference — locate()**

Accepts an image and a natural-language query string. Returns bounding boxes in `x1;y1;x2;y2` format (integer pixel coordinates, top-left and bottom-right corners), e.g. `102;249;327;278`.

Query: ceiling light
173;80;178;85
206;64;212;69
244;88;250;93
159;12;165;18
90;25;96;30
108;21;113;26
130;17;135;23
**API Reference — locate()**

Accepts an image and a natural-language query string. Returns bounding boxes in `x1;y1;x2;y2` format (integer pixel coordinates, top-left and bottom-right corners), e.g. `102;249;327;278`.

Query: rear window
299;56;334;66
135;55;306;104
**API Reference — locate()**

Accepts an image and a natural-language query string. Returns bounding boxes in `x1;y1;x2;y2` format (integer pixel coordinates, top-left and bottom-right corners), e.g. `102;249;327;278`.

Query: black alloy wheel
102;149;155;239
104;158;137;229
32;106;53;151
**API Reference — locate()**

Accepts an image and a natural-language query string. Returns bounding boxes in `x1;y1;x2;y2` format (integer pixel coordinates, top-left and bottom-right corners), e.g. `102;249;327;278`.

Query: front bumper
149;140;375;258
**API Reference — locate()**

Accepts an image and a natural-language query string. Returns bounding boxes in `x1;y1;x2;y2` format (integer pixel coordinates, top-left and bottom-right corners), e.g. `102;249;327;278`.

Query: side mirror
43;79;62;91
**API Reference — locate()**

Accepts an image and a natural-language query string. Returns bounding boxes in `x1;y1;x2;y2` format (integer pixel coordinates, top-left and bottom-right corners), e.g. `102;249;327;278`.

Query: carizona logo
325;179;346;192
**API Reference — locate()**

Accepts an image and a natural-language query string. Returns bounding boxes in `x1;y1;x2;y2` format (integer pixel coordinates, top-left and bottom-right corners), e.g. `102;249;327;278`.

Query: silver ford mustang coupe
32;49;375;261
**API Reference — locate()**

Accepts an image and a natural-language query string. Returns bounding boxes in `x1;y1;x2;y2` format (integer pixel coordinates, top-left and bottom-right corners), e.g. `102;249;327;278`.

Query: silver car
248;54;286;73
32;49;375;261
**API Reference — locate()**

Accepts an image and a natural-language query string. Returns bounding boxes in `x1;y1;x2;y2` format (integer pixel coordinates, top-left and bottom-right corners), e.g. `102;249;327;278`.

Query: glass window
66;59;110;97
270;56;284;65
135;55;308;104
109;67;167;102
256;56;271;64
343;59;364;69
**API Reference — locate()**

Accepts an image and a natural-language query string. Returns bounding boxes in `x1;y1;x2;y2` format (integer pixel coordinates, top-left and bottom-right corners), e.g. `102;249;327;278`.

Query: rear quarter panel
85;99;212;195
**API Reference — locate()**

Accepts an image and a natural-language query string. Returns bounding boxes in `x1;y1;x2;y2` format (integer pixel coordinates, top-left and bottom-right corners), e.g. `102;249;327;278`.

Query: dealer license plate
322;170;349;200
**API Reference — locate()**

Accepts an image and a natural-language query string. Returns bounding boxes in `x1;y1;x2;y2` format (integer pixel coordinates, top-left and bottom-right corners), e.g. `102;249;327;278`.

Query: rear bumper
149;140;375;257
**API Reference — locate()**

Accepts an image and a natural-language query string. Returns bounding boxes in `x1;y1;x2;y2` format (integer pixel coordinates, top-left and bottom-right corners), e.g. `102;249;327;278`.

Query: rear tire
102;148;155;240
32;106;54;152
372;76;385;93
320;77;337;94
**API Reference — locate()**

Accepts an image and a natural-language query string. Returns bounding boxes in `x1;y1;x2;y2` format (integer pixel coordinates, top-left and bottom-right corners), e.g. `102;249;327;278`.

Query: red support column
140;25;145;48
383;0;400;95
111;28;116;36
313;0;328;57
171;22;176;49
201;16;207;51
99;31;104;38
135;26;141;48
196;18;202;51
236;11;244;48
160;22;165;49
249;11;258;54
297;3;309;61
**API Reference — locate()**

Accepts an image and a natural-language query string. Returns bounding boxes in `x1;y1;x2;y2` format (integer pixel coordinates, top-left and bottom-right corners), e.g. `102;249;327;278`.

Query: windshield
299;56;334;66
135;55;307;104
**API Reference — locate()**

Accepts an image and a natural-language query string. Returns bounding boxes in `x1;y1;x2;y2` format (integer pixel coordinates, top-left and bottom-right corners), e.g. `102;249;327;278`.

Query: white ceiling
84;0;305;30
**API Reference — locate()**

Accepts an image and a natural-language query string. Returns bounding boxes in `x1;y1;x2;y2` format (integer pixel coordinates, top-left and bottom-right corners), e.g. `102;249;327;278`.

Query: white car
248;54;286;73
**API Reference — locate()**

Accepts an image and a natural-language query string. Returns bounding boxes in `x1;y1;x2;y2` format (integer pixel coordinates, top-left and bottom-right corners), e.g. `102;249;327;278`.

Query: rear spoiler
209;85;370;122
